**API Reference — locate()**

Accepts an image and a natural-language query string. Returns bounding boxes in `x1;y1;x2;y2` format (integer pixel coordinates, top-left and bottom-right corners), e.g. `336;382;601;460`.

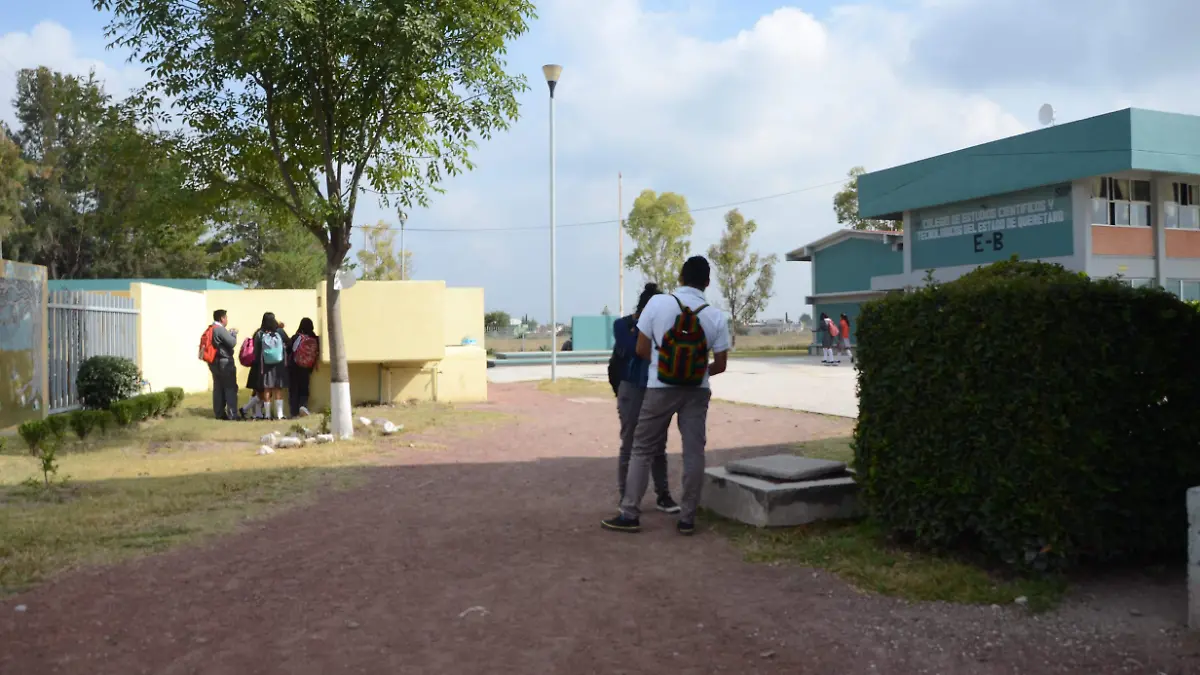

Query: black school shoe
601;514;641;533
656;494;681;514
677;520;696;536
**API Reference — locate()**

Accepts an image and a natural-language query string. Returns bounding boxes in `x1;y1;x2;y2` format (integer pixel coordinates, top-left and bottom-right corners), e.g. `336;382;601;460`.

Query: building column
1153;176;1168;287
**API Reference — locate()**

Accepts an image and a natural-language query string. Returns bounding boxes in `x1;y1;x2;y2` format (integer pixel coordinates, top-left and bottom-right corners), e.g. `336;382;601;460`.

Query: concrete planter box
702;466;863;528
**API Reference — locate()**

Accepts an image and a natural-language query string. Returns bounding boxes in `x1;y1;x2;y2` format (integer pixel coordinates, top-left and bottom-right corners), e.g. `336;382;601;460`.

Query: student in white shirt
602;256;731;536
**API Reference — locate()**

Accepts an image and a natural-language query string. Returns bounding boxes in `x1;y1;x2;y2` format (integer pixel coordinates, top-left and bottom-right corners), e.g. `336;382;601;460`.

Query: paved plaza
488;355;859;418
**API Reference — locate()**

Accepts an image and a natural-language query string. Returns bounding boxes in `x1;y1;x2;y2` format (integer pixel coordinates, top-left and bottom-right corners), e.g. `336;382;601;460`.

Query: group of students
818;312;853;366
601;256;731;536
199;309;321;421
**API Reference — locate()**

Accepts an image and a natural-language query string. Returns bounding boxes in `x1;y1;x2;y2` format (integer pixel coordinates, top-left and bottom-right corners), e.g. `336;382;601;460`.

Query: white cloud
0;21;148;129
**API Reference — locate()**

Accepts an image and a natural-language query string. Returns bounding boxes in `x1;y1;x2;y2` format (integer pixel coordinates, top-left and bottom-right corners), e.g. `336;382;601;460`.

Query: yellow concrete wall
204;289;320;392
438;346;488;402
443;288;485;346
130;283;210;393
318;281;445;363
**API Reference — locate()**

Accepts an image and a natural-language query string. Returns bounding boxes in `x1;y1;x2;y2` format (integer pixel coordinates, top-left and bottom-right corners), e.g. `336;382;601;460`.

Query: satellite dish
333;268;357;291
1038;103;1056;126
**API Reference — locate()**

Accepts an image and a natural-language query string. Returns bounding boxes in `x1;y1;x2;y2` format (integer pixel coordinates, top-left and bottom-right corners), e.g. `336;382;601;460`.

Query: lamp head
542;64;563;96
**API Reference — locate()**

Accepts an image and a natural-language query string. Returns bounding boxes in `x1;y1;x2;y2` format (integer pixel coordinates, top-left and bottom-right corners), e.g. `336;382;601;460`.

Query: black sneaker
601;515;641;533
677;520;696;536
656;495;681;514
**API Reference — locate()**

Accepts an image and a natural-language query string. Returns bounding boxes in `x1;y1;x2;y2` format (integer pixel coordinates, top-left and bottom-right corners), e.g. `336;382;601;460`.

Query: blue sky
4;0;1200;321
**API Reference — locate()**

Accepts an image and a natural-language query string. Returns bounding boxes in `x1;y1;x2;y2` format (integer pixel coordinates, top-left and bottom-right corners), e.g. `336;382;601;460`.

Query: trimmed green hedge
109;390;182;427
76;356;142;409
854;260;1200;571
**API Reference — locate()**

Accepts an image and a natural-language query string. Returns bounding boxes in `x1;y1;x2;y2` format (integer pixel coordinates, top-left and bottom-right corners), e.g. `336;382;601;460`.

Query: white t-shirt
636;286;731;389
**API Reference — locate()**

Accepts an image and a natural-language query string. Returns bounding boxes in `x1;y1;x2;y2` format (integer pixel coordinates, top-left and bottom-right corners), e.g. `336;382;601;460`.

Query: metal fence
47;291;139;413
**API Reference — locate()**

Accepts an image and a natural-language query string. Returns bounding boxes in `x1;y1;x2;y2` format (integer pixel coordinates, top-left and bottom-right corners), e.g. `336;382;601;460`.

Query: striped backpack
656;296;709;387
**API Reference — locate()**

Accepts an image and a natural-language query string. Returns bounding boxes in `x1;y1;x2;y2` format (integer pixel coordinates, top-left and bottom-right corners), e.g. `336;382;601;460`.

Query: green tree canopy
624;190;693;289
356;221;412;281
707;209;777;344
96;0;535;437
833;166;902;232
484;311;511;332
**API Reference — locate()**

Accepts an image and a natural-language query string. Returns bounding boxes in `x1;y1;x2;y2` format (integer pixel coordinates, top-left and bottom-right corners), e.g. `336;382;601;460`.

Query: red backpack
293;334;319;369
198;326;218;364
238;336;256;367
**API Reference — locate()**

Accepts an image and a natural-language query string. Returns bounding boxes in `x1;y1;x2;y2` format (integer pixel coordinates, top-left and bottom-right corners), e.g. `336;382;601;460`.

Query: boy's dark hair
680;256;710;288
213;309;227;323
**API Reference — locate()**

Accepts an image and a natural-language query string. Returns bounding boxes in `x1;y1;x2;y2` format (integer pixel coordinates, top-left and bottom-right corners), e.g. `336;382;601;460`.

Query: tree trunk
325;264;353;439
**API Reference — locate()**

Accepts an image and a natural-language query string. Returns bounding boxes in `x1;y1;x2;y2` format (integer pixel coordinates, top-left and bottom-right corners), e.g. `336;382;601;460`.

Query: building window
1113;277;1154;289
1167;182;1200;229
1091;177;1151;227
1184;281;1200;301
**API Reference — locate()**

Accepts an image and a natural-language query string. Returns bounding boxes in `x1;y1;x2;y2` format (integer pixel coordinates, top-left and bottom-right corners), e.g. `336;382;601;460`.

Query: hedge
109;390;183;427
76;356;142;409
853;259;1200;571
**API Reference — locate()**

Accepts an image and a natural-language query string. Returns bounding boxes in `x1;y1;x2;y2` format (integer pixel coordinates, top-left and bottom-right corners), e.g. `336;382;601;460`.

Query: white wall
131;282;211;393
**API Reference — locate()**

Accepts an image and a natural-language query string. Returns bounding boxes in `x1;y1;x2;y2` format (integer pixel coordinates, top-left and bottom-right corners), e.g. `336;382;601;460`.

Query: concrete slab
486;356;859;418
726;454;848;482
702;466;863;528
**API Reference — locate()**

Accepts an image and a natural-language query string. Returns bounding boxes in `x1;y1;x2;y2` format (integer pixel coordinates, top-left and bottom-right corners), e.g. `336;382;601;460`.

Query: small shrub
110;400;137;427
91;410;115;435
855;259;1200;571
319;407;331;435
18;420;50;454
69;410;97;441
76;356;142;409
45;414;70;443
164;387;185;412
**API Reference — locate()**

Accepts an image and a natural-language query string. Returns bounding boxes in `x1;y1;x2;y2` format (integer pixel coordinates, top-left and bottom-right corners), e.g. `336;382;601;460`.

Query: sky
3;0;1200;322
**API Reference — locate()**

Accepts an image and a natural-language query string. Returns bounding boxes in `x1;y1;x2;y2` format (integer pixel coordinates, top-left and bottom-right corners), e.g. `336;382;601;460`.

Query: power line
355;177;851;233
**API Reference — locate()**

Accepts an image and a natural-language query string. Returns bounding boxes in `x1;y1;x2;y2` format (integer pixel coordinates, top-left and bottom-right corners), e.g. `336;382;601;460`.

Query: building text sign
910;184;1074;269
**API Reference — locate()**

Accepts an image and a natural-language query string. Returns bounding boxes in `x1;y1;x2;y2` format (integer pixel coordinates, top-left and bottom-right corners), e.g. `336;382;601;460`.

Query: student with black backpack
603;257;731;536
610;283;679;514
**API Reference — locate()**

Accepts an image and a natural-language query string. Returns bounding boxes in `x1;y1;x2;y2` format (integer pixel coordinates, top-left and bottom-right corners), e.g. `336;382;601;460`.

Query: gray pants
620;387;711;522
210;359;238;420
616;381;669;500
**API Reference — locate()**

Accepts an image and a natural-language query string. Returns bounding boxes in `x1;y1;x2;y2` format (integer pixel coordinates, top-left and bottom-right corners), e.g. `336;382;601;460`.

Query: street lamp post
543;63;562;383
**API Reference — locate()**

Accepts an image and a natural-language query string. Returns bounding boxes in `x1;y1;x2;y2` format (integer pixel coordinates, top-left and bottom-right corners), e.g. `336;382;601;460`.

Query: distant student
839;313;853;363
251;312;290;420
202;309;239;420
611;283;679;514
820;312;840;365
603;256;731;536
289;318;320;418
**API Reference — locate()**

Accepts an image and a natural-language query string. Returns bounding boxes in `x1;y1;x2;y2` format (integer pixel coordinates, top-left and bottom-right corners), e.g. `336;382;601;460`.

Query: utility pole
618;171;624;316
399;214;406;280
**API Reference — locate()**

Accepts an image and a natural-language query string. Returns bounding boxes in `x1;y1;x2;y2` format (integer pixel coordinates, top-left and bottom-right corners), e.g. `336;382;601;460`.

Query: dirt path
2;384;1198;674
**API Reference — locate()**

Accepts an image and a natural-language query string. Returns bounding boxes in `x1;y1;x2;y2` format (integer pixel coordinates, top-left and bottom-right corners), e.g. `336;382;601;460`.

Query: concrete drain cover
726;454;848;482
566;397;608;404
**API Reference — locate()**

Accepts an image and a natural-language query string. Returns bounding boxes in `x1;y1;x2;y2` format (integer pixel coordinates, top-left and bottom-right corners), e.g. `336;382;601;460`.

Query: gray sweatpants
210;359;239;420
620;387;711;523
616;381;669;499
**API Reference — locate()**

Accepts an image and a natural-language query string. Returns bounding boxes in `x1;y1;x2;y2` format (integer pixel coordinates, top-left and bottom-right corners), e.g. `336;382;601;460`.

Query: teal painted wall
814;301;869;345
49;278;242;292
859;108;1134;218
911;183;1074;269
1130;109;1200;175
571;315;617;351
812;238;903;295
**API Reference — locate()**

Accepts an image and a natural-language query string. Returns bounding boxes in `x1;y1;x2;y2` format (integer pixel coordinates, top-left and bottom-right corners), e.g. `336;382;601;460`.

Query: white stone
358;416;372;427
259;432;279;447
257;446;276;455
276;436;303;449
14;605;26;613
379;421;402;435
314;434;335;444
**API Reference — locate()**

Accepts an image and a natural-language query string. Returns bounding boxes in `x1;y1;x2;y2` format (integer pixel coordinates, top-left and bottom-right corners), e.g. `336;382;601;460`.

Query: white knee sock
242;395;259;413
274;399;284;420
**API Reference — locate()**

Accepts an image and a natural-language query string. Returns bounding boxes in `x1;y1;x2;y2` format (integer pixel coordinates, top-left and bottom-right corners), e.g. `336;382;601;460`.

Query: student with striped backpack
602;256;731;537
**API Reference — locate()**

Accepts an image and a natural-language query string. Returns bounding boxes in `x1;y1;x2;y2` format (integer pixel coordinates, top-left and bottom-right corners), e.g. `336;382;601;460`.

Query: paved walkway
489;355;859;417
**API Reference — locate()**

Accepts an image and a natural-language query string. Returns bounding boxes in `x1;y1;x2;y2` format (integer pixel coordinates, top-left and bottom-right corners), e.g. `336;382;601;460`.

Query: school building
789;107;1200;337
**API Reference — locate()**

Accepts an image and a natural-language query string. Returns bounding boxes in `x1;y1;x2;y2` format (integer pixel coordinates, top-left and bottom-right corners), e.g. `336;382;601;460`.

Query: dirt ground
3;383;1199;675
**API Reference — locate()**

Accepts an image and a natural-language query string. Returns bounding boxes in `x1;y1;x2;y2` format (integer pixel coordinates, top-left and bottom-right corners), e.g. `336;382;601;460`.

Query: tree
0;127;26;258
206;201;326;289
484;311;511;332
356;221;413;281
7;67;213;278
624;190;693;289
799;312;812;330
707;209;777;346
98;0;535;438
833;166;902;232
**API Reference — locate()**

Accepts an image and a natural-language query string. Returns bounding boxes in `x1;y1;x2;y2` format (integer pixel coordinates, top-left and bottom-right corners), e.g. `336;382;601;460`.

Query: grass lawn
536;378;614;398
710;436;1066;612
0;393;498;594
